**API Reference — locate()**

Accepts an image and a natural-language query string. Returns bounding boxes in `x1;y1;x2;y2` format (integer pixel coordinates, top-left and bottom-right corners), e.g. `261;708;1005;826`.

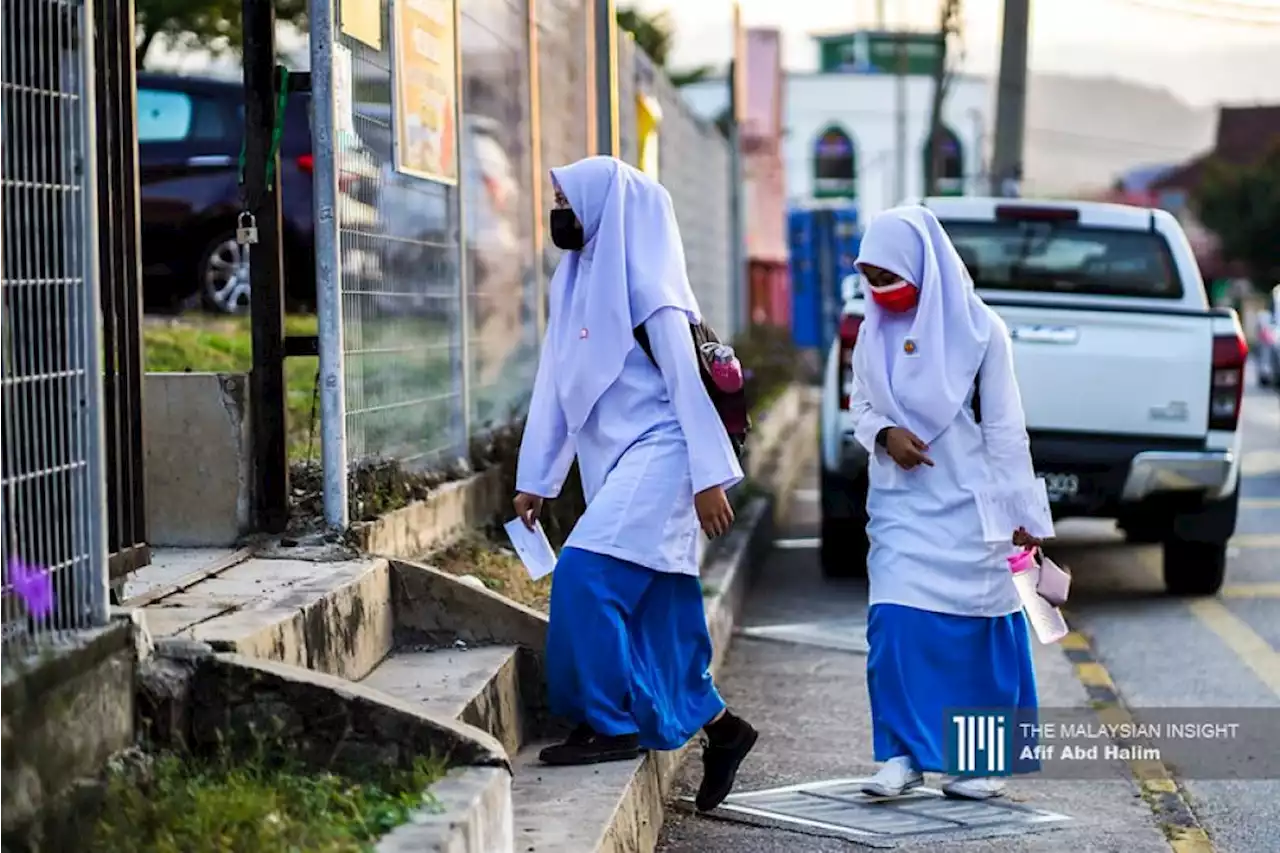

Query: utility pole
242;0;289;533
991;0;1030;197
893;34;907;204
925;0;961;196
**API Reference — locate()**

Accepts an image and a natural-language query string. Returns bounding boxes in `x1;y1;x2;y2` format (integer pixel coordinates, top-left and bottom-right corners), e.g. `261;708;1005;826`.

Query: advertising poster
393;0;459;184
340;0;382;50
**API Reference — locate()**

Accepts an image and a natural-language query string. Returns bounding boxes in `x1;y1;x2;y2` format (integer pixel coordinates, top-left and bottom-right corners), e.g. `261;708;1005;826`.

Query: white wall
683;72;993;223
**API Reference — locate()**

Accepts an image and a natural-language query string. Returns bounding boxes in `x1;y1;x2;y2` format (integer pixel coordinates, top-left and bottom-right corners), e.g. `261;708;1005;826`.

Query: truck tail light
838;314;863;410
1208;327;1248;431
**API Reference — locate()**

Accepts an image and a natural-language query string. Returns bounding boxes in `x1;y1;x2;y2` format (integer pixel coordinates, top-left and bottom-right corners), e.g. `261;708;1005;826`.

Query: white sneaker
941;776;1006;800
861;756;924;798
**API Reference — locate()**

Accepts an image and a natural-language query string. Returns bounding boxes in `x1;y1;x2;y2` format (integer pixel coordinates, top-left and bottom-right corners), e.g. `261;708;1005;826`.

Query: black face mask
550;208;585;251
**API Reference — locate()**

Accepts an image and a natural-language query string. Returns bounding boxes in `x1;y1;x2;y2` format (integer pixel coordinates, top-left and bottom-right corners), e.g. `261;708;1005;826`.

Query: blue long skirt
867;603;1039;774
545;547;726;751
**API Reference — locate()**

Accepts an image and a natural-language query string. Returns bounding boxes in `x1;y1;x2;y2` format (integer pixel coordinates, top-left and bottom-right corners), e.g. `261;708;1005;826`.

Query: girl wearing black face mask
549;187;585;251
512;157;756;813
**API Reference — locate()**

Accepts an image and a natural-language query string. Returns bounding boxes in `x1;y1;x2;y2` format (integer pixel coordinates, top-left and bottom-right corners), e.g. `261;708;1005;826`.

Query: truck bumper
1120;451;1235;503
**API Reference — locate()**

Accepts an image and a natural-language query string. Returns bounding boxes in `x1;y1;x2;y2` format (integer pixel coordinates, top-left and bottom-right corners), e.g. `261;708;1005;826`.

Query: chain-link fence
1;0;109;654
312;2;741;525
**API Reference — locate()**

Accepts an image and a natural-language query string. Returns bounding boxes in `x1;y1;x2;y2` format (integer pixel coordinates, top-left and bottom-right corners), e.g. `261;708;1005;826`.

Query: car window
137;89;193;142
940;220;1183;299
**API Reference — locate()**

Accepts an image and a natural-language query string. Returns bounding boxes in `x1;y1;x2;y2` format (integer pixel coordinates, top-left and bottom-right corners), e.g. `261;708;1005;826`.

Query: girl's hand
1012;526;1042;550
695;486;734;539
884;427;935;470
513;492;544;530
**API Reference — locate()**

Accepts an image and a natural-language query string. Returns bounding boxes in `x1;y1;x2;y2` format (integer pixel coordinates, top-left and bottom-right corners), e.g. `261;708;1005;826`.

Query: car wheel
199;232;251;314
820;470;870;580
1161;538;1227;596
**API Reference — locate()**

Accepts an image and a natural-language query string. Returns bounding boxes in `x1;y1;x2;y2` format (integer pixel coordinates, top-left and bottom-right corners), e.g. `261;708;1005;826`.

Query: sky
639;0;1280;107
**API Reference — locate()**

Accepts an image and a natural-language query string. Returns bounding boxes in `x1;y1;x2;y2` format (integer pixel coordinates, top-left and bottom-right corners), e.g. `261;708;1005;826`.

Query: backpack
633;321;751;459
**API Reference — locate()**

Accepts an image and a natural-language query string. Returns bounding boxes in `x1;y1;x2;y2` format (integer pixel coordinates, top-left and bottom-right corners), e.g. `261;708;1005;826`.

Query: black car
137;73;316;313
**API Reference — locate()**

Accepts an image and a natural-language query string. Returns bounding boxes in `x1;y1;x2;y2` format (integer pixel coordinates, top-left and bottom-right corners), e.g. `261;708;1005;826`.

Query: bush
732;323;800;417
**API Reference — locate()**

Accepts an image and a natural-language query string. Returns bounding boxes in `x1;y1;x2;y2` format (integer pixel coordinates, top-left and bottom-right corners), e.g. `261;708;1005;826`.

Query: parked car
136;73;316;313
1254;283;1279;387
137;73;382;314
819;198;1248;596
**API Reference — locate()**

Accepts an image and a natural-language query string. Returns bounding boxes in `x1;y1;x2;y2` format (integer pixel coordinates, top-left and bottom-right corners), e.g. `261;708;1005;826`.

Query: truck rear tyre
821;516;869;579
820;470;870;580
1161;539;1227;596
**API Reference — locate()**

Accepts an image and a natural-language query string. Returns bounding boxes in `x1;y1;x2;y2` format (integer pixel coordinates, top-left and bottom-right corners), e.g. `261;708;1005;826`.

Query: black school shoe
696;713;759;812
538;724;641;766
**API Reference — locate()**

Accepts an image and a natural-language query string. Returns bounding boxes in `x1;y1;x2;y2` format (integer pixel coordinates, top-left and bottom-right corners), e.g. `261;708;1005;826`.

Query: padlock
236;211;259;245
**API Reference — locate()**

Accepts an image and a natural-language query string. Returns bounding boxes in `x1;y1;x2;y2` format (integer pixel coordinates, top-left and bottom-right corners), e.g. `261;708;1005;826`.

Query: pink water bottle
1007;549;1037;575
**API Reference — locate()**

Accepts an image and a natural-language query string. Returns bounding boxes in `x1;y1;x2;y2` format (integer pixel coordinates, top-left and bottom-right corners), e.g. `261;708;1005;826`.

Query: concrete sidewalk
658;471;1172;852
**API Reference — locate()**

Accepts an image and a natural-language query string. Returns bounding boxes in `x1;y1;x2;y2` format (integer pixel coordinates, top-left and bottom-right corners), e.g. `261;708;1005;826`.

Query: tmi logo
950;712;1009;775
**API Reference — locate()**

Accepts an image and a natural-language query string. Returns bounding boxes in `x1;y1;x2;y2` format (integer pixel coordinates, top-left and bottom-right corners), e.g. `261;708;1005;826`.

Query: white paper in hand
503;517;558;580
974;478;1055;543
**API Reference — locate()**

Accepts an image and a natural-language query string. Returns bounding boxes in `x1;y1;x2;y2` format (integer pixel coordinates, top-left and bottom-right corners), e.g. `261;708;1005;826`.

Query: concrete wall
144;372;252;548
1;620;138;848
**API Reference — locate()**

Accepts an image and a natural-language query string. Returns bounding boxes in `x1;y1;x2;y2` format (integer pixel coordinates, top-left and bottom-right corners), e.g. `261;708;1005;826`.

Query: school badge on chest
579;327;589;339
903;337;919;356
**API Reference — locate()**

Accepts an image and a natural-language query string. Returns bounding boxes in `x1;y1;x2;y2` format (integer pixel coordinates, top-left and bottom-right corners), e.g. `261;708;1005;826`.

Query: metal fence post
529;0;547;338
453;0;471;458
243;0;290;533
593;0;617;156
310;0;349;528
79;0;111;625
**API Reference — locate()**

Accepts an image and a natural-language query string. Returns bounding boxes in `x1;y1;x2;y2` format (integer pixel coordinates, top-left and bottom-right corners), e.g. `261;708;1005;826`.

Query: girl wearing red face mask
847;206;1045;802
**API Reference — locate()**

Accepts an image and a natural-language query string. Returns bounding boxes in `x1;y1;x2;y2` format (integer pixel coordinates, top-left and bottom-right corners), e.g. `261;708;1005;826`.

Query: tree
616;6;713;87
135;0;308;69
1194;142;1280;290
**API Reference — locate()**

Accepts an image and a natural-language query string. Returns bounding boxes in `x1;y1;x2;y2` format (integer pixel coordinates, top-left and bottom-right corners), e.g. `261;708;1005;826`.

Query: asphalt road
659;375;1280;853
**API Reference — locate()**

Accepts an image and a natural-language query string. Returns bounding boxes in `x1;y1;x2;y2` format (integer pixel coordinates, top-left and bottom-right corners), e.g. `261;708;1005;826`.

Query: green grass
143;315;323;462
88;752;447;853
143;313;459;464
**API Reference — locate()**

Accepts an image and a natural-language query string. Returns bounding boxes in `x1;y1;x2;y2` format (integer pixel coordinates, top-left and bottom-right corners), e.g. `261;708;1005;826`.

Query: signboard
393;0;459;184
340;0;382;50
812;126;857;199
817;31;943;76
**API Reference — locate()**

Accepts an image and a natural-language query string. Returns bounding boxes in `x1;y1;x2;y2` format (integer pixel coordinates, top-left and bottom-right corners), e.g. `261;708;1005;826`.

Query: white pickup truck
819;197;1248;596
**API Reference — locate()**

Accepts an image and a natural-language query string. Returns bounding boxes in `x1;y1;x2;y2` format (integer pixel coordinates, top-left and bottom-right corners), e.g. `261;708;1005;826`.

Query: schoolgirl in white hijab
849;205;1042;801
513;157;757;812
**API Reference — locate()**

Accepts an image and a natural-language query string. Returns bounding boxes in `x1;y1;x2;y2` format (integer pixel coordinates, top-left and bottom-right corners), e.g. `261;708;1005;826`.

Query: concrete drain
697;778;1069;843
736;620;870;654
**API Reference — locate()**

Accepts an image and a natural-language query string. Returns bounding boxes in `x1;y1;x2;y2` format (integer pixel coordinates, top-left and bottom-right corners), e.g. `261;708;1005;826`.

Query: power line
1112;0;1280;25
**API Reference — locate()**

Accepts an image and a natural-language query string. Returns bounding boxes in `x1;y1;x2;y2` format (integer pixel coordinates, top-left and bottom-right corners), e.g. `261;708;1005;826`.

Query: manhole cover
736;620;870;654
697;778;1069;842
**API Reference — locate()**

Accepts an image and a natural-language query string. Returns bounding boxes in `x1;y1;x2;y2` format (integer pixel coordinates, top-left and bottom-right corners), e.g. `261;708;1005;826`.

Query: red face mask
868;281;920;313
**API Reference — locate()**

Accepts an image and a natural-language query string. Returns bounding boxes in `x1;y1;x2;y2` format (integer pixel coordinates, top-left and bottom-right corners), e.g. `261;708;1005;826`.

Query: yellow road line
1221;582;1280;599
1059;625;1215;852
1187;598;1280;698
1230;533;1280;549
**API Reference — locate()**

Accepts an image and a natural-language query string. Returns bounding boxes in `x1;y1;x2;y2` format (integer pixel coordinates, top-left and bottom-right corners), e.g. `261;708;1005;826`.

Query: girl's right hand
513;493;544;530
884;427;934;470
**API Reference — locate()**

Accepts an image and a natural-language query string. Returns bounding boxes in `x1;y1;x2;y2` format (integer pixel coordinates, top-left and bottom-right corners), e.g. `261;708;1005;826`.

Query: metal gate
93;0;149;584
1;0;110;650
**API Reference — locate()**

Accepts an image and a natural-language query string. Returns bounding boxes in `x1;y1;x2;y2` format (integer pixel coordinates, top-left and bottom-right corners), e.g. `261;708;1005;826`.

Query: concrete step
511;740;669;853
360;644;528;759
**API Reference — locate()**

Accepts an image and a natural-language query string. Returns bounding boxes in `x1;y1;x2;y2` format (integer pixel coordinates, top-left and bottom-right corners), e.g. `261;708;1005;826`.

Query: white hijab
852;205;996;444
547;156;702;433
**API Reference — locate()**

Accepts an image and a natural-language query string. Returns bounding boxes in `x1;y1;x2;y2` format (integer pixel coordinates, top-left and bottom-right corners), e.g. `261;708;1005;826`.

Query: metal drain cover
736;620;870;654
698;778;1069;842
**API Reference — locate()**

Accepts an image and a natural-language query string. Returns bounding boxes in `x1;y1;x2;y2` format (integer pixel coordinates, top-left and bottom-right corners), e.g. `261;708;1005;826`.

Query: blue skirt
545;547;726;751
867;603;1039;774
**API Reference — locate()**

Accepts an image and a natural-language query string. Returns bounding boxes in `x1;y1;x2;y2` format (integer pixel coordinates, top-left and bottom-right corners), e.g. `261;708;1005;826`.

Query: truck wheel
1161;539;1227;596
820;471;870;580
